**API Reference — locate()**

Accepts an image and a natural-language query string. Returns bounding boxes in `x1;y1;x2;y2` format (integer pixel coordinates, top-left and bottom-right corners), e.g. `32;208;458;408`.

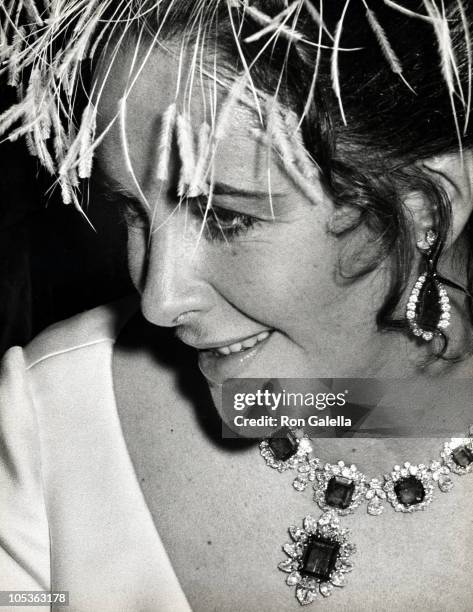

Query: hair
2;0;473;354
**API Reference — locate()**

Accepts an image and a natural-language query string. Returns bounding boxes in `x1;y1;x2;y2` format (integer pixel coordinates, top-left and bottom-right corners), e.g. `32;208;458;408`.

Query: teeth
242;336;258;349
214;331;271;356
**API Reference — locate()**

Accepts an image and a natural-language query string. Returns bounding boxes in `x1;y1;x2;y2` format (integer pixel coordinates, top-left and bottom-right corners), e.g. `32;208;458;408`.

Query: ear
404;151;473;248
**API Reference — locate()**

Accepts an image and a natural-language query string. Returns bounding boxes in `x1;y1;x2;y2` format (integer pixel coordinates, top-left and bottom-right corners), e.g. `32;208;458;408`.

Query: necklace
260;426;473;606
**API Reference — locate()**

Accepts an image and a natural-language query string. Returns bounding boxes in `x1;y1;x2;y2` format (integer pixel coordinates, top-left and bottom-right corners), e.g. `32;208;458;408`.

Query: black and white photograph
1;1;473;610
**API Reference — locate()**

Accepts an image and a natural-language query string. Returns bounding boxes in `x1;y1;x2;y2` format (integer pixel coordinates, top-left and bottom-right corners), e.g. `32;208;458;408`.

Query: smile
209;331;271;356
197;329;274;385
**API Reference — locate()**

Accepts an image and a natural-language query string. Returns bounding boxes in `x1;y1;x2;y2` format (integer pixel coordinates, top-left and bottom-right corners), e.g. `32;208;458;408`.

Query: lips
197;330;274;384
210;330;271;356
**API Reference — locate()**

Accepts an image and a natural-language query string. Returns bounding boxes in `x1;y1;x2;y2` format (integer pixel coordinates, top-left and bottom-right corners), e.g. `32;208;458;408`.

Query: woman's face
96;44;397;405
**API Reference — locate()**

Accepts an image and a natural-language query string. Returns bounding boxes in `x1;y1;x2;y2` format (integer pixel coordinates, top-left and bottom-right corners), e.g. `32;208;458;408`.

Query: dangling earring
406;229;451;341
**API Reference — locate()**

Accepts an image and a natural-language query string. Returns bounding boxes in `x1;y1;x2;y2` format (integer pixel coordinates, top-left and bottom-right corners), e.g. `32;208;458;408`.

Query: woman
1;1;473;610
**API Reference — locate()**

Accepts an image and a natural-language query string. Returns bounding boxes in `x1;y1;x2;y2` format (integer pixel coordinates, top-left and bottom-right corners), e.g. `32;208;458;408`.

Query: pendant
279;512;356;605
406;229;450;341
406;274;450;341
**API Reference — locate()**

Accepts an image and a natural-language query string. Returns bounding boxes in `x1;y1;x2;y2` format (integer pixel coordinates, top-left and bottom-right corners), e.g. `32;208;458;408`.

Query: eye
191;196;260;242
117;198;149;230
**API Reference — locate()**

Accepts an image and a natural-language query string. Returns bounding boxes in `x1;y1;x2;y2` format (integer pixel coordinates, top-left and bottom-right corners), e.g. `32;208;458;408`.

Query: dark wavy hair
133;0;473;356
4;0;473;356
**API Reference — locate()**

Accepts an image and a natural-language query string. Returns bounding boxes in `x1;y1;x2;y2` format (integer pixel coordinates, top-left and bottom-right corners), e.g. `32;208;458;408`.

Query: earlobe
402;189;437;247
419;151;473;247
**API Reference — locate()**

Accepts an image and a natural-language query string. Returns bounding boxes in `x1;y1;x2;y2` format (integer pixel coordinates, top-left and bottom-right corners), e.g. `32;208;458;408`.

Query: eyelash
118;196;260;242
118;200;148;229
192;196;259;242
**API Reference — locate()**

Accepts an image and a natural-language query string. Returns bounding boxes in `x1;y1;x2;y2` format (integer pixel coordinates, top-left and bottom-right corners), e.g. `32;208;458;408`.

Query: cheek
204;227;341;328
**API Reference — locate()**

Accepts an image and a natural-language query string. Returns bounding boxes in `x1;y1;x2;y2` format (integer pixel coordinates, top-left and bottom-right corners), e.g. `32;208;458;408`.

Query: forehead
94;42;291;197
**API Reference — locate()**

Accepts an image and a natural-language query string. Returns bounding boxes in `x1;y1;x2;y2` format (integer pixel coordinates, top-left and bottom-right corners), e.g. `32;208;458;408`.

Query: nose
139;214;214;327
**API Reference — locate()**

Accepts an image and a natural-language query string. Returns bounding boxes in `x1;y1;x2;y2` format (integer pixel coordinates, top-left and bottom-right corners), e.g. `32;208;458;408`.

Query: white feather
188;121;211;197
331;0;351;126
176;112;196;196
156;102;177;182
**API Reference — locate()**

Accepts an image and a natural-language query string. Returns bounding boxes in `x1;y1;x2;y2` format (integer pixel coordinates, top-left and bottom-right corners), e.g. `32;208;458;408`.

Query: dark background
0;86;133;356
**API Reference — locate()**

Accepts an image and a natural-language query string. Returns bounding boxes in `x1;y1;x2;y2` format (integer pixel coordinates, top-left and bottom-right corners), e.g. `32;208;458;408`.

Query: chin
207;381;222;410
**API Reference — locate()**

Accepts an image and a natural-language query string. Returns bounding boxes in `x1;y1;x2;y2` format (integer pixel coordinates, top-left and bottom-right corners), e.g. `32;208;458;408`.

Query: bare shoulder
24;295;139;370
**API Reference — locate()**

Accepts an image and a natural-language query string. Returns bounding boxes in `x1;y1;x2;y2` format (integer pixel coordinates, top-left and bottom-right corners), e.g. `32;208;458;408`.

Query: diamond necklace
259;426;473;606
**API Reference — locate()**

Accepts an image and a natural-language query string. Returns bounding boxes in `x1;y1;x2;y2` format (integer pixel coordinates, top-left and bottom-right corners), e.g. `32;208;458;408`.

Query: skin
91;41;473;611
111;352;473;611
95;44;468;409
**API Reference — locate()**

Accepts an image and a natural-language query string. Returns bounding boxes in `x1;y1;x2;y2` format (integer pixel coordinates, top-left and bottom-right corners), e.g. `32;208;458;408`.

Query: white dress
0;297;191;611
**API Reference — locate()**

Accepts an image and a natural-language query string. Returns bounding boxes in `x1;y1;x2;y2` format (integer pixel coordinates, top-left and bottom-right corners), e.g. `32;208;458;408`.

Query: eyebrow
212;181;289;200
97;174;146;207
97;173;288;205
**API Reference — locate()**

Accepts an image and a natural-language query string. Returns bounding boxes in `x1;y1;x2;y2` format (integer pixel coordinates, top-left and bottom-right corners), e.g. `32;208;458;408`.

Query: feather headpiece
0;0;471;209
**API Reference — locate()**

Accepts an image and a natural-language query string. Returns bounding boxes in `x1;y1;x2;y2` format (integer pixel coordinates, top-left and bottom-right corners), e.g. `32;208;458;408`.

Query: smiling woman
1;1;473;611
98;43;345;394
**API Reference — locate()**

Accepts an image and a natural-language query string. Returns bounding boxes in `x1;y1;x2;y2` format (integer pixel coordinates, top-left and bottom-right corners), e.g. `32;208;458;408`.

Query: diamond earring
406;229;451;341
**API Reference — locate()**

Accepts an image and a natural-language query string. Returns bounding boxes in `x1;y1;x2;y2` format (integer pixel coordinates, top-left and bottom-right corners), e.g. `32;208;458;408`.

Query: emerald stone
452;445;473;468
415;278;441;331
394;476;425;506
325;476;355;509
267;428;298;461
301;536;340;582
